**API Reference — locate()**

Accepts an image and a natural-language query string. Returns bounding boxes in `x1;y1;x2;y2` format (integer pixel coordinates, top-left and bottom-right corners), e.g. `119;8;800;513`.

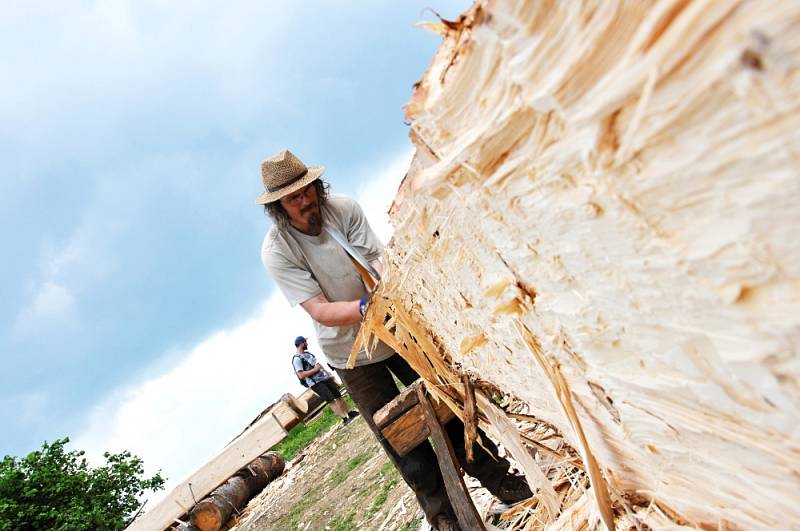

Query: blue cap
294;336;307;347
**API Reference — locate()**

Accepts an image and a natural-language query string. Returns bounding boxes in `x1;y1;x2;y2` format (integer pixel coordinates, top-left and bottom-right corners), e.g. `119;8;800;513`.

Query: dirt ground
229;416;425;531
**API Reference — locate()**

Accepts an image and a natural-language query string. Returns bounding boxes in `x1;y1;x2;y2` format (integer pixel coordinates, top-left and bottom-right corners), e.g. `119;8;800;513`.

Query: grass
365;461;401;519
398;517;423;531
327;513;357;531
274;485;322;530
268;396;423;530
329;451;372;485
272;396;356;460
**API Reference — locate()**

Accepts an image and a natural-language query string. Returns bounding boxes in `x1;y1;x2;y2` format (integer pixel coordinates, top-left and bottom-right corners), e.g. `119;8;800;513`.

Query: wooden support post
416;385;486;531
373;380;455;457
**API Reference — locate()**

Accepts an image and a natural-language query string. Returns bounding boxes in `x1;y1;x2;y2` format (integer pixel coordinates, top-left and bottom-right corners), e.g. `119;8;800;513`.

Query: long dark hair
263;178;331;230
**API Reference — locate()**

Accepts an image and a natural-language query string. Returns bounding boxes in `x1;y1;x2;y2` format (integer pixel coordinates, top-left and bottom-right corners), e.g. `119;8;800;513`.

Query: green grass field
271;396;356;460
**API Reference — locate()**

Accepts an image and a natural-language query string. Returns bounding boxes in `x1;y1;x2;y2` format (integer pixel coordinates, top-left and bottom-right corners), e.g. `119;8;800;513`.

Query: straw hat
255;149;325;205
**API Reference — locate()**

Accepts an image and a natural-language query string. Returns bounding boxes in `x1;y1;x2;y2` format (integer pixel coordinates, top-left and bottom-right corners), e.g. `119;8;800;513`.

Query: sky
0;0;466;495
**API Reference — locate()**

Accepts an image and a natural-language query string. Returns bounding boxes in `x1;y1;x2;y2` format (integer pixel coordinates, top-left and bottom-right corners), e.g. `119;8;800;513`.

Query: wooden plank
126;413;288;531
297;386;325;417
297;385;333;421
373;381;419;430
416;386;485;531
280;393;308;418
380;385;455;457
381;403;429;457
269;400;303;431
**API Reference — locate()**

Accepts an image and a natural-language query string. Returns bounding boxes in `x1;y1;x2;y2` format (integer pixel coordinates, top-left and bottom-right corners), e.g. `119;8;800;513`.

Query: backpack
293;354;313;388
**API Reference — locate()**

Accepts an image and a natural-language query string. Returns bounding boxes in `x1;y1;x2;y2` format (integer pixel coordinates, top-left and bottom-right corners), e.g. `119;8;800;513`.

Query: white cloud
73;148;410;499
11;189;119;337
13;281;77;335
74;293;314;496
0;1;298;165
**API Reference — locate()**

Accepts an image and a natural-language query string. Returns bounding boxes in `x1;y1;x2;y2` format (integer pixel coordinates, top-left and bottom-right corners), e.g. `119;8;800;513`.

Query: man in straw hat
257;149;532;530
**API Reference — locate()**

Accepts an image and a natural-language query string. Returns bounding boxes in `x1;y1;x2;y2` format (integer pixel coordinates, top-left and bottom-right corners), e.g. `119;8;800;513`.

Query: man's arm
297;363;323;379
301;293;363;327
300;256;383;326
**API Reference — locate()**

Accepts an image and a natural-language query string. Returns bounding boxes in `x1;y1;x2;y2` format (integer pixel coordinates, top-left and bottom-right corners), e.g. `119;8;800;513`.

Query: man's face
279;182;321;232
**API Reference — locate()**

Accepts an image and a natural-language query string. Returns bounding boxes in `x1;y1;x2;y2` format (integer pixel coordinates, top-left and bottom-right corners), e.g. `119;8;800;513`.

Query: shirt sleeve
344;197;384;262
262;238;323;306
292;356;304;373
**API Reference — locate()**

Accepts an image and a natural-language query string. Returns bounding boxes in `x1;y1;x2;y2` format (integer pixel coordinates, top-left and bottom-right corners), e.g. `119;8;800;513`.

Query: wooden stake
462;373;477;463
416;385;486;531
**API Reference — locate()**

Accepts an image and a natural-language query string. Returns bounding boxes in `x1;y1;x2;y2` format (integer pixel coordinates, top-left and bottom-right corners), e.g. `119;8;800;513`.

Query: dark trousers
337;354;511;523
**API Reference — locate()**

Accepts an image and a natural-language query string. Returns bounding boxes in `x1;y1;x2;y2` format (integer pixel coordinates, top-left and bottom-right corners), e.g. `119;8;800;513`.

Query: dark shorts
310;378;342;403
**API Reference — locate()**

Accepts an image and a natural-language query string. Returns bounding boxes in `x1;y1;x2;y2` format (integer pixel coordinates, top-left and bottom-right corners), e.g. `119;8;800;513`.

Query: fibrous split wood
360;1;800;529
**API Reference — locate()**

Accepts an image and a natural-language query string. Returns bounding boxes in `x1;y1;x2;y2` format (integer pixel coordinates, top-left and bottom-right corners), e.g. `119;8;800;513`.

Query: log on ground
189;452;285;531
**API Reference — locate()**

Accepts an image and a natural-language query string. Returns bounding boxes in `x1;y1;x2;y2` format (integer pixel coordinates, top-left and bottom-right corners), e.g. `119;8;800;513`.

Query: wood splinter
462;373;478;463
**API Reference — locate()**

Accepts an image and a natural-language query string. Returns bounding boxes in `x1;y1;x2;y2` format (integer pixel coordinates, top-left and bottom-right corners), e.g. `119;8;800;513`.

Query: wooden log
241;452;285;492
375;381;455;457
126;414;287;531
189;476;248;531
189;452;285;531
416;386;485;531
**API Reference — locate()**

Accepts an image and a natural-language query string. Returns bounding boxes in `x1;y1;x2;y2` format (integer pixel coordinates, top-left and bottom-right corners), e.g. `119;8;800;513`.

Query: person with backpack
293;335;359;425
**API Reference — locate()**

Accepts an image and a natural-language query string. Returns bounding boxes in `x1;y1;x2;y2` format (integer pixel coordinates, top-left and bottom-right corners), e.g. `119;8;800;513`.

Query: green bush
0;437;165;531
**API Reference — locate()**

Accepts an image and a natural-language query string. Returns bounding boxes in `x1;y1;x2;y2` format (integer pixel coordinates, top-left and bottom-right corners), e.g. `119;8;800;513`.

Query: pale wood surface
267;400;303;432
279;393;308;418
298;386;326;418
364;0;800;528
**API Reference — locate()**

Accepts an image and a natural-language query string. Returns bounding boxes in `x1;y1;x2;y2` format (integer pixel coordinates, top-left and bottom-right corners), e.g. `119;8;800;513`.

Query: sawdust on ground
229;417;424;531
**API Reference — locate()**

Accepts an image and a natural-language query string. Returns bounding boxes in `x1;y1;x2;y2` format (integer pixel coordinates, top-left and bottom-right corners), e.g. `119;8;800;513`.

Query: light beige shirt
262;194;394;368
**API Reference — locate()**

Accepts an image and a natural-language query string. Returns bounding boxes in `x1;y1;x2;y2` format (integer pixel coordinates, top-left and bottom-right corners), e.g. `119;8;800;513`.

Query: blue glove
359;296;369;316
